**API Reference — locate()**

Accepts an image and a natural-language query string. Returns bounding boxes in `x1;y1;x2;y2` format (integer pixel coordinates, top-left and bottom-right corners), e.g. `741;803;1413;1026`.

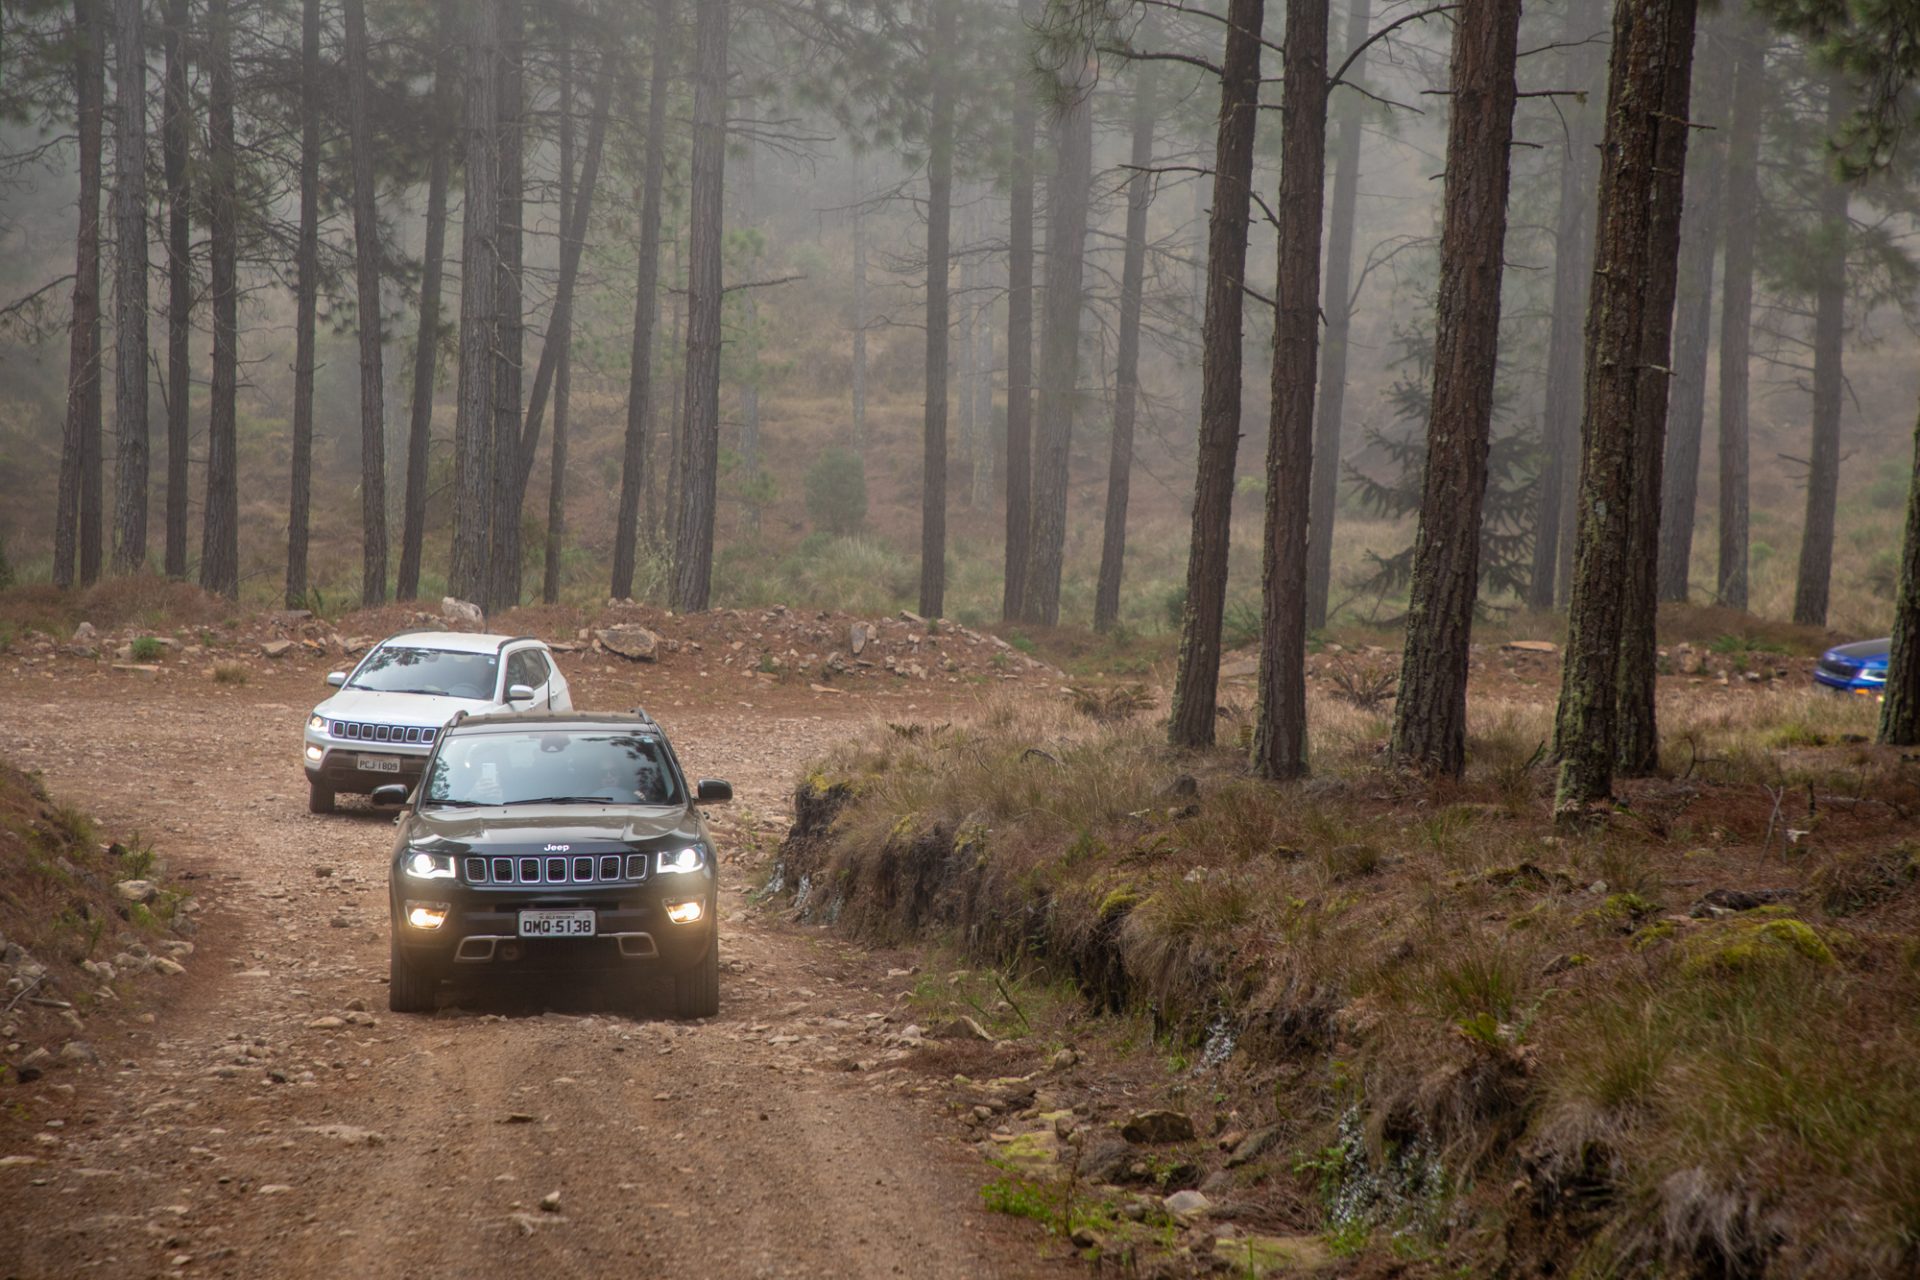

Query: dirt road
0;661;1065;1279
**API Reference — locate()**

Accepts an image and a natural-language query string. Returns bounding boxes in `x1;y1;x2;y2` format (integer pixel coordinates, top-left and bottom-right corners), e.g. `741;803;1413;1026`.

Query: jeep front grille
330;720;437;746
465;853;645;885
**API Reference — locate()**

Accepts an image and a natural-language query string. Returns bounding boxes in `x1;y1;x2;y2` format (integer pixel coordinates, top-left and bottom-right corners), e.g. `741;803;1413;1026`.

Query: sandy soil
0;656;1069;1279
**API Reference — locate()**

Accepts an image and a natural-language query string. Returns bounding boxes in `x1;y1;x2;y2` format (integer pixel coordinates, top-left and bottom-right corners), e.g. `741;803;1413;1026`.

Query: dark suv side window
523;650;551;688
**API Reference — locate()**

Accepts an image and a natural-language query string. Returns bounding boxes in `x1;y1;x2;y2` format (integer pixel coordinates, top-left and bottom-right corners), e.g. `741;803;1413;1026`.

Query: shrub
130;636;165;661
804;447;868;536
212;663;248;686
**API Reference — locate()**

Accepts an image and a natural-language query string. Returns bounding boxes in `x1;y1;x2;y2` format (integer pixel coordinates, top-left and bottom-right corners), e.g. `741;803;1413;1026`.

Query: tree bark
57;0;106;591
448;0;501;608
1000;0;1038;621
110;0;149;574
286;0;321;608
670;0;728;612
1792;77;1849;628
543;31;576;608
920;0;956;620
1879;395;1920;744
1655;13;1730;605
1020;68;1095;627
612;0;674;600
1613;0;1699;777
1529;0;1606;611
161;0;190;580
1389;0;1524;778
200;0;239;599
1252;0;1331;780
1305;0;1370;632
343;0;388;605
1093;57;1158;634
398;0;456;602
852;152;870;452
1167;0;1263;749
1717;24;1761;612
1554;0;1700;811
487;0;526;613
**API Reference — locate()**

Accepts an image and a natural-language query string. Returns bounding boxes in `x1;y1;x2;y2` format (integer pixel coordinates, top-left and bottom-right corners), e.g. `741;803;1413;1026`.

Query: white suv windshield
423;732;682;807
349;647;500;699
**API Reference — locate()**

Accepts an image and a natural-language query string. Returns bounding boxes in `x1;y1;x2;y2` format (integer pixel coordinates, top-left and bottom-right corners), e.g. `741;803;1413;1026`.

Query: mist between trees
6;0;1920;800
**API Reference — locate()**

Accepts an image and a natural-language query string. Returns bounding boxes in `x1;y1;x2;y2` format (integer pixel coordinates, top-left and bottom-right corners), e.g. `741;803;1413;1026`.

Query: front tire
308;779;335;814
388;936;436;1013
668;934;719;1019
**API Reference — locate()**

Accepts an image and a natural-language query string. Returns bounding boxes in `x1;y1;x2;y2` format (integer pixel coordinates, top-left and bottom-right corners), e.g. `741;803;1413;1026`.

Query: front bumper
303;732;432;795
1812;662;1886;695
388;876;716;977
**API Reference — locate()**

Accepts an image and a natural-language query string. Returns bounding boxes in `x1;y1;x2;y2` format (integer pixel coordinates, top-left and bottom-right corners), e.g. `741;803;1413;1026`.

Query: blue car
1814;637;1890;696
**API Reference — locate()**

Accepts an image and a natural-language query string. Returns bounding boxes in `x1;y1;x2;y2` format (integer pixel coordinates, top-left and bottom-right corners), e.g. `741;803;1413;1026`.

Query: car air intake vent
330;721;437;745
466;853;646;886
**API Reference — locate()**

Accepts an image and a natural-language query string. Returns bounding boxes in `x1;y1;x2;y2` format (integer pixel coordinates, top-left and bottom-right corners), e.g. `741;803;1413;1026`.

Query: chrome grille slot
465;857;488;882
546;856;566;881
599;855;620;880
473;853;640;885
328;720;436;746
492;857;513;882
625;854;647;880
573;856;592;881
519;857;540;882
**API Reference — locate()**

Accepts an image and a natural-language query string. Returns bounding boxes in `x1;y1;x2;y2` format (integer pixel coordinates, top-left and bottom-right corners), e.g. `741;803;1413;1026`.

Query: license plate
518;909;596;938
356;755;402;773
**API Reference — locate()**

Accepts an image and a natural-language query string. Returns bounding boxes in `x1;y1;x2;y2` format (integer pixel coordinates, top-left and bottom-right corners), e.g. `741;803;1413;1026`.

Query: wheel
388;935;437;1013
667;934;719;1019
308;779;336;815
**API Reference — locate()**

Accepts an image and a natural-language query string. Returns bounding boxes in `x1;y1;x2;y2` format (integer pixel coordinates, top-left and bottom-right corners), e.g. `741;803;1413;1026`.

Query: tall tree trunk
286;0;321;608
398;0;456;602
1001;0;1038;621
1717;24;1762;611
670;0;728;612
1389;0;1523;778
972;271;994;506
1656;14;1731;605
1530;0;1606;611
737;138;761;498
852;152;870;452
487;0;526;613
1167;0;1263;749
1554;0;1700;811
543;31;576;608
958;203;978;508
56;0;106;591
920;0;956;620
448;0;501;608
1613;0;1699;777
344;0;388;605
1093;58;1158;634
110;0;149;574
1020;69;1095;627
199;0;239;599
161;0;190;579
1792;78;1849;628
1305;0;1370;632
611;0;673;600
1252;0;1332;780
1879;396;1920;744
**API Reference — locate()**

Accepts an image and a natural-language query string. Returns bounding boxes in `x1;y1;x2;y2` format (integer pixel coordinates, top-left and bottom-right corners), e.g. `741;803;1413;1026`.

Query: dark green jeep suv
378;709;730;1017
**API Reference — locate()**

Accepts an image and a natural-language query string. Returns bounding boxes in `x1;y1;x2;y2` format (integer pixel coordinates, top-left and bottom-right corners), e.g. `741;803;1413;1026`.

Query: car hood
1823;638;1890;669
404;805;699;851
313;688;480;726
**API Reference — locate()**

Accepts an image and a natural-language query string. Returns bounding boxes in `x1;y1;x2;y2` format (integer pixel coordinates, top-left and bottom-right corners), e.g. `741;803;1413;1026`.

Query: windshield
423;731;682;808
348;646;499;699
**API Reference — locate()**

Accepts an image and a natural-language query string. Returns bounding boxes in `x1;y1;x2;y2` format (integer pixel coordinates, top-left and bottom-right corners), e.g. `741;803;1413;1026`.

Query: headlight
655;847;706;875
404;850;457;880
308;714;328;732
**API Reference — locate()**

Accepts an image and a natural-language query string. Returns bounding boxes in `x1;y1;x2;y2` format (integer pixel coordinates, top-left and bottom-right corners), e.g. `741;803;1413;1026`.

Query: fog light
406;902;450;930
665;900;704;925
305;745;324;762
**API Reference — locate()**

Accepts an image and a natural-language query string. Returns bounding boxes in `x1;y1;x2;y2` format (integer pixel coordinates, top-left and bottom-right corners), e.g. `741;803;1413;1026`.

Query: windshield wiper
423;798;488;808
504;795;616;806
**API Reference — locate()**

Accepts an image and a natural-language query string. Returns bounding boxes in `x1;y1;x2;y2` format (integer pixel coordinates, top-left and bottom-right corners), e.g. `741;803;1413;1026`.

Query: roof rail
495;634;537;652
448;709;469;727
627;706;655;724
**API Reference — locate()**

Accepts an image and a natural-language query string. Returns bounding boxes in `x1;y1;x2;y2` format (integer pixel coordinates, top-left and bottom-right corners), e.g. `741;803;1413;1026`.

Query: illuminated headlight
308;714;328;732
665;900;704;925
405;901;450;930
305;745;324;762
655;847;706;875
404;850;457;880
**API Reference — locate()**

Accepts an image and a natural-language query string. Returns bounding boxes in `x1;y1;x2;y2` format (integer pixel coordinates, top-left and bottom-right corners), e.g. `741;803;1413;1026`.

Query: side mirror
696;779;733;804
326;671;347;688
507;683;536;703
370;784;411;808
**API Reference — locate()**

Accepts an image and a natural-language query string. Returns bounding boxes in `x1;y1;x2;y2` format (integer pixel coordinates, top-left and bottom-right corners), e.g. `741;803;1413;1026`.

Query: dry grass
775;689;1920;1276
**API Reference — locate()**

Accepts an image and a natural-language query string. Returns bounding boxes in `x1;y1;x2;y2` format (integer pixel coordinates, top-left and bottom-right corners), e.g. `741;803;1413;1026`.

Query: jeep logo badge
543;843;570;853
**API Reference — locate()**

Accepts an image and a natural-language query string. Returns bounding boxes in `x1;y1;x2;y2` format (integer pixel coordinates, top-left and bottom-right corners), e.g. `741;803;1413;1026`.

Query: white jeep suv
302;631;573;813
